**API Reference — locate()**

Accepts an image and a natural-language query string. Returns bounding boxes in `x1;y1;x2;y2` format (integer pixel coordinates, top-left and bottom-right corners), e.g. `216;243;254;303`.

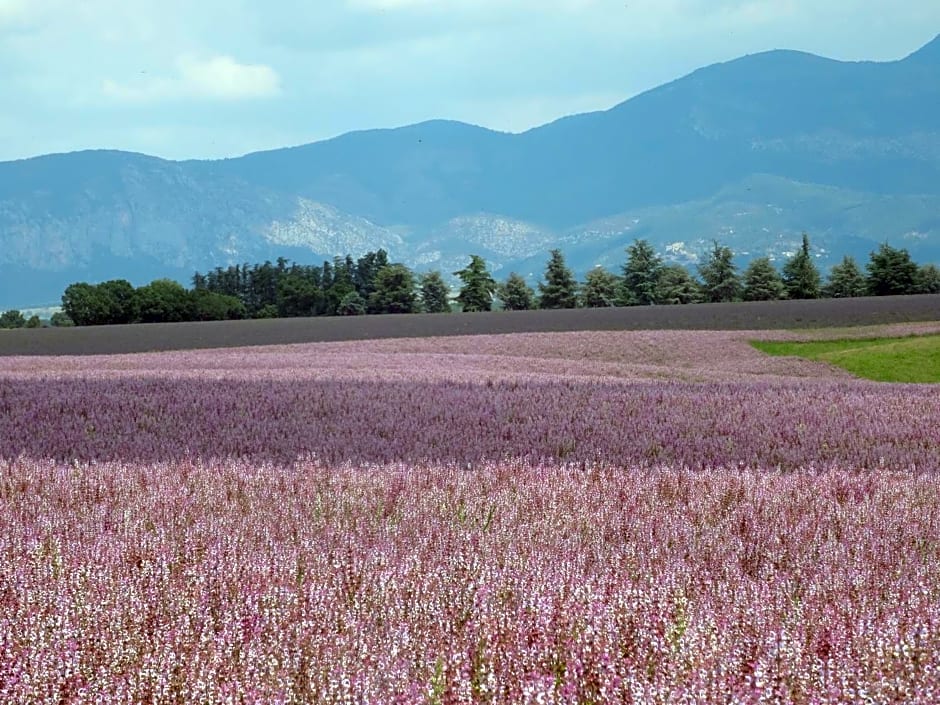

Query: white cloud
102;55;281;103
177;56;280;99
2;0;939;160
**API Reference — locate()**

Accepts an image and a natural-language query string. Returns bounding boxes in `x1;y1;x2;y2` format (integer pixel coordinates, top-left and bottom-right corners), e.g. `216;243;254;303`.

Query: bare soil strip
1;294;938;356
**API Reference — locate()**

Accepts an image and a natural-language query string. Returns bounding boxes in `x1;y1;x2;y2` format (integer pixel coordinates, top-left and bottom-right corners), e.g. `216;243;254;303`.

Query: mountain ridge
2;35;939;308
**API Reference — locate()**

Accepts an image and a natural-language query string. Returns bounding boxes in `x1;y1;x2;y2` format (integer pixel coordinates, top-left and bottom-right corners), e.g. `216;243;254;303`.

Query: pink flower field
1;329;939;703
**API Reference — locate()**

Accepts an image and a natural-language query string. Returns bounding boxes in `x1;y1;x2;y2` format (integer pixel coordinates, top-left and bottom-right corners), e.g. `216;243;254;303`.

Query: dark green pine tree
499;272;536;311
866;243;920;296
742;257;786;301
698;242;741;303
580;267;620;308
454;255;497;312
354;249;390;300
822;256;867;298
368;264;418;314
916;263;940;295
419;271;451;313
781;233;821;299
618;239;663;306
655;264;703;305
537;249;578;309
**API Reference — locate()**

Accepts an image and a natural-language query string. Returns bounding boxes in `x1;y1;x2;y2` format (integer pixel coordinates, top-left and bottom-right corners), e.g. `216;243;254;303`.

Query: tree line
52;252;450;327
3;237;936;328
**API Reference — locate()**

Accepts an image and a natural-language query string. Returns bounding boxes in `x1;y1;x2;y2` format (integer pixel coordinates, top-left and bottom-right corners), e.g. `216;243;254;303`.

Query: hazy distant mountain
2;34;939;308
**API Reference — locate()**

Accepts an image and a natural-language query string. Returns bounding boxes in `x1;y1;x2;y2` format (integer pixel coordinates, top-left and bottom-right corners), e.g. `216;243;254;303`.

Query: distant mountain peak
905;33;940;63
3;34;940;309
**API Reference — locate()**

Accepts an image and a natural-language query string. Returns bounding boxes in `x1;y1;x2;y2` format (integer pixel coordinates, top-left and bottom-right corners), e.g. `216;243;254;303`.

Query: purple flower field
1;329;939;703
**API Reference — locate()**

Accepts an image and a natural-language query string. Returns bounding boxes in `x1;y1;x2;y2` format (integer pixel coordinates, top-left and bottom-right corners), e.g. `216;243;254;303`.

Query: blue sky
1;0;938;162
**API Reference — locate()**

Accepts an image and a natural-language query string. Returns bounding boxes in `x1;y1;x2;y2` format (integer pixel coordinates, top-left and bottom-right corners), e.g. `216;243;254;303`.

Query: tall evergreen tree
368;264;417;314
698;242;741;303
916;263;940;294
822;256;867;298
866;243;919;296
538;249;578;309
355;249;390;299
655;264;702;305
248;261;280;313
619;239;663;306
321;261;334;292
454;255;497;312
742;257;786;301
419;271;451;313
782;233;821;299
499;272;536;311
324;257;356;315
581;267;620;308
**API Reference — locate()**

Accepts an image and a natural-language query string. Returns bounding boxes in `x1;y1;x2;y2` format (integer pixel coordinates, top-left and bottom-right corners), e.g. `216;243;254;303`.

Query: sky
1;0;938;162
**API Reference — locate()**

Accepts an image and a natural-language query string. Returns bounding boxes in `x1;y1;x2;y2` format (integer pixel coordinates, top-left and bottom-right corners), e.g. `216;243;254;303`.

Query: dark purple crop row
2;375;939;471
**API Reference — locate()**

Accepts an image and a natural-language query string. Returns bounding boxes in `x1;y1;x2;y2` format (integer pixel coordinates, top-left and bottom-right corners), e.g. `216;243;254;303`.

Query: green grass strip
751;334;940;383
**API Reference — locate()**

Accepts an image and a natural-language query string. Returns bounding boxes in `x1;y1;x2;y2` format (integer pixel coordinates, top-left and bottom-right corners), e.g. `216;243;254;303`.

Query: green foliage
336;291;367;316
25;315;42;328
324;257;357;316
60;279;138;325
823;255;868;298
62;283;111;326
49;312;74;327
655;264;703;305
619;239;663;306
368;264;417;314
866;243;919;296
354;249;390;300
916;263;940;294
428;656;447;705
276;273;322;318
698;242;741;303
55;240;933;328
781;233;821;299
136;279;193;323
419;271;451;313
454;255;497;313
97;279;139;324
742;257;786;301
499;272;536;311
580;267;620;308
537;249;578;309
752;335;940;383
192;290;246;321
0;309;26;329
253;304;280;319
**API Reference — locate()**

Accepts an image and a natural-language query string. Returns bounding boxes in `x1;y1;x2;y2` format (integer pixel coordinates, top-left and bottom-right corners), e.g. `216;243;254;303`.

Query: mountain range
2;35;940;309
